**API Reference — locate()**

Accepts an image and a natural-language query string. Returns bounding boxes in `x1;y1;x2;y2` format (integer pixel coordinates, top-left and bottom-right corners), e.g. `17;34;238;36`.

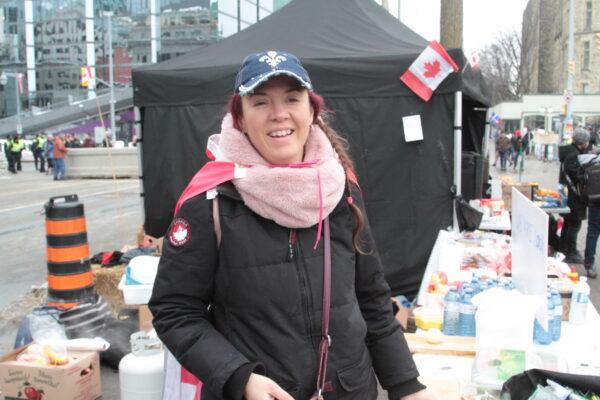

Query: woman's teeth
268;130;293;138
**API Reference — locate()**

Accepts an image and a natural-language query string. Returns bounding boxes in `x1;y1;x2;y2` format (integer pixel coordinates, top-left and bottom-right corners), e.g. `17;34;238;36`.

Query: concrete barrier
66;148;139;178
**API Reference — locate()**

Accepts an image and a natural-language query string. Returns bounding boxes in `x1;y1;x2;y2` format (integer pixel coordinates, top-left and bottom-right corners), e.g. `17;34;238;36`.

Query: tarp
132;0;490;297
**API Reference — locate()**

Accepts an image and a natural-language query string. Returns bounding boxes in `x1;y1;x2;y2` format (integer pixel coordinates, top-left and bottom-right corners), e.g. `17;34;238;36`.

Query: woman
44;134;54;176
150;51;433;400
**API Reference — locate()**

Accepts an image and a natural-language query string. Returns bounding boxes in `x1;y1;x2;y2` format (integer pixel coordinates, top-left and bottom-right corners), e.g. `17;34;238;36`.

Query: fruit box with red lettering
0;346;101;400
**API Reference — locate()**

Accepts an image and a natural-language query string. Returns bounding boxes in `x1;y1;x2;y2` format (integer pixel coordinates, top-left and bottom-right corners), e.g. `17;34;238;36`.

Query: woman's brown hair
227;90;368;254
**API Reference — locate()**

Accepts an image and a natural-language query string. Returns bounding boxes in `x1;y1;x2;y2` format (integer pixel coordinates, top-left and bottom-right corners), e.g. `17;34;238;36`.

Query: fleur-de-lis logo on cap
259;51;287;69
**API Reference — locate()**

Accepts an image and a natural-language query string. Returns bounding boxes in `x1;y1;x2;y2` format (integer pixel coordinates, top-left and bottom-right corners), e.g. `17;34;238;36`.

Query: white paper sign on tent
511;187;549;330
402;115;424;142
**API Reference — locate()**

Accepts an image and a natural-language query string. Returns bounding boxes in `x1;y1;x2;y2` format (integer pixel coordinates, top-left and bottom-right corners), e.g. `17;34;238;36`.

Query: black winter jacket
149;184;421;400
559;144;588;220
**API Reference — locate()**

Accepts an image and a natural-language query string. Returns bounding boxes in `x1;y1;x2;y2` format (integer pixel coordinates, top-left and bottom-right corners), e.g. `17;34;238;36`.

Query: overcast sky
381;0;530;54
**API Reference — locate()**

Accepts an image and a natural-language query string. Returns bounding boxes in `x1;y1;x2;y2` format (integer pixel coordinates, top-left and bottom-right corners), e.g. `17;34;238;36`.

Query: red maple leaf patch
423;60;441;78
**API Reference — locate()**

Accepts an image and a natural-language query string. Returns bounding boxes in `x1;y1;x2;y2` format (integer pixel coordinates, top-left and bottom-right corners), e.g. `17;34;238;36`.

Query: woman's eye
253;100;267;106
287;97;300;103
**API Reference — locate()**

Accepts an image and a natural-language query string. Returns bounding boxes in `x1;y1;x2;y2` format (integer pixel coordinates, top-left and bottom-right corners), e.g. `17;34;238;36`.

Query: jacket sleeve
148;196;250;398
564;153;583;185
350;186;421;391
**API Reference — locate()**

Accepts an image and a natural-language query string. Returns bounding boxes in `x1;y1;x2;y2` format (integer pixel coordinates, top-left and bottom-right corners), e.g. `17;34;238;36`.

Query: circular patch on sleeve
168;218;191;247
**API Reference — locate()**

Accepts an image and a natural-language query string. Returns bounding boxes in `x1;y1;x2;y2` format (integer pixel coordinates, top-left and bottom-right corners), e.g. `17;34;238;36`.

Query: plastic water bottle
533;294;554;345
470;277;480;294
550;289;562;341
443;288;460;336
569;277;590;325
459;288;476;336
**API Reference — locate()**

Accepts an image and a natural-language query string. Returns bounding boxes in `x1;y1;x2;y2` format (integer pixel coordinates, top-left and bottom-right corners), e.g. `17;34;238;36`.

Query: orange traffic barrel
45;195;95;309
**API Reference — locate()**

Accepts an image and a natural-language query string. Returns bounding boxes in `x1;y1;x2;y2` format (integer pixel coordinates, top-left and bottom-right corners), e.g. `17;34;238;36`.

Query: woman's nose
270;102;289;121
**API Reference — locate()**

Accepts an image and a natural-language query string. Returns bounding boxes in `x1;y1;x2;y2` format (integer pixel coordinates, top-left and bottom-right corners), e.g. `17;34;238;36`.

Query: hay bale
92;264;125;312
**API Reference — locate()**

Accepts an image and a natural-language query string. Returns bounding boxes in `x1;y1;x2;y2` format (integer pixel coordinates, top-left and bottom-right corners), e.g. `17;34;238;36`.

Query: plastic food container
118;275;153;305
413;306;443;331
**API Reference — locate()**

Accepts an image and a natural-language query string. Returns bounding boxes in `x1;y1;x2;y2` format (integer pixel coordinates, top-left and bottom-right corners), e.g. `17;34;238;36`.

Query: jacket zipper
292;231;318;363
287;229;296;261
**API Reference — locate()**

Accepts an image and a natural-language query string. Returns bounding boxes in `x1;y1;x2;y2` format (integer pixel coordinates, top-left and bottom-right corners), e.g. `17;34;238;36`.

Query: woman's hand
243;373;294;400
400;388;437;400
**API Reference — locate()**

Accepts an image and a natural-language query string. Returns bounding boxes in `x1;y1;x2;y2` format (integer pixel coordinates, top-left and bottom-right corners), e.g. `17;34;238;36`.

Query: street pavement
0;162;141;399
1;155;599;399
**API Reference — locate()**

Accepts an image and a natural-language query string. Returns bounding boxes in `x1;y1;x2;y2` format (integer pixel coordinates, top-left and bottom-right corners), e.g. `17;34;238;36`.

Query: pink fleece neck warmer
215;114;346;230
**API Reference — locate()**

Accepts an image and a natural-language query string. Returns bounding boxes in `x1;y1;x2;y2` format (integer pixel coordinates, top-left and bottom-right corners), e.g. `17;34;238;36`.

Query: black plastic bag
501;369;600;399
455;196;483;232
98;308;139;370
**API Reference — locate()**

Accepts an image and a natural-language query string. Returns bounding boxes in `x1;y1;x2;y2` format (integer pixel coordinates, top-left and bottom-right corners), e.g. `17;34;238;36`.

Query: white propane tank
119;331;165;400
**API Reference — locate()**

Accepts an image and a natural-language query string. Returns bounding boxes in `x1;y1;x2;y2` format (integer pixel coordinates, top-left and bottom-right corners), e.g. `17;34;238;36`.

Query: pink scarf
216;114;345;239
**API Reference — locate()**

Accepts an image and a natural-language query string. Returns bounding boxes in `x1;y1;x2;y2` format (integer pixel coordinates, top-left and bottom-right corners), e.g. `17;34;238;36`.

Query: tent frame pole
483;108;491;159
134;106;145;223
453;91;462;233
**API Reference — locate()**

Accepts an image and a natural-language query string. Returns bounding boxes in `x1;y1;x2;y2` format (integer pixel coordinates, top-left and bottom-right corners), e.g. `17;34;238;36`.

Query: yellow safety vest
10;139;25;152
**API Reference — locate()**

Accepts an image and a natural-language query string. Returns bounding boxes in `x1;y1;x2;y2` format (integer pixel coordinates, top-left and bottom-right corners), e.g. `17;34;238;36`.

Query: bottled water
550;289;562;341
533;294;554;345
443;288;460;336
569;277;590;325
458;288;476;336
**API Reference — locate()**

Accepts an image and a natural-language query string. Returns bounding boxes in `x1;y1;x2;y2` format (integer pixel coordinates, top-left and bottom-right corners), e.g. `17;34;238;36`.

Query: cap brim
238;70;312;95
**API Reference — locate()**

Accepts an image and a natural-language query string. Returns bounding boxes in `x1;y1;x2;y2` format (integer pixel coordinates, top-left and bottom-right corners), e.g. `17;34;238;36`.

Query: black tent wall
133;0;489;297
140;91;457;297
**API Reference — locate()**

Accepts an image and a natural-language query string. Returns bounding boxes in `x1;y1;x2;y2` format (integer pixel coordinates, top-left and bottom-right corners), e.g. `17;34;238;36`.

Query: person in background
82;134;95;148
584;202;600;279
523;125;532;155
44;134;54;176
511;129;523;172
492;128;500;167
10;134;25;172
496;130;511;172
149;50;434;400
53;134;68;180
102;133;113;148
36;134;47;173
559;128;591;264
31;134;42;171
4;135;15;173
589;128;600;152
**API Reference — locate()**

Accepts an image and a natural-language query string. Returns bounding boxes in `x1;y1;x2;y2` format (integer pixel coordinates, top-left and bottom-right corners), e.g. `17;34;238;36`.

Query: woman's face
239;76;314;165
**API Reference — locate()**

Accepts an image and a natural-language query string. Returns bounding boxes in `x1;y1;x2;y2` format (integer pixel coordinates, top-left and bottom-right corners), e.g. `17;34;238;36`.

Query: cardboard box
501;182;536;210
0;347;101;400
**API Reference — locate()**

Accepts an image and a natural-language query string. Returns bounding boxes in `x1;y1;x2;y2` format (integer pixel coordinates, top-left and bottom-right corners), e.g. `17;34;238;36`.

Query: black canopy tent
132;0;490;296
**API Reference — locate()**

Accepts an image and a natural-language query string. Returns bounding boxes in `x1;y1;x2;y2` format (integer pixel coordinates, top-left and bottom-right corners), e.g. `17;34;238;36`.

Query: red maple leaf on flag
423;60;441;78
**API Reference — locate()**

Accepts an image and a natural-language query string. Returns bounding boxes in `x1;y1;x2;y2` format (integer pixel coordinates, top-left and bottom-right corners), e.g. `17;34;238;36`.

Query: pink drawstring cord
313;168;324;250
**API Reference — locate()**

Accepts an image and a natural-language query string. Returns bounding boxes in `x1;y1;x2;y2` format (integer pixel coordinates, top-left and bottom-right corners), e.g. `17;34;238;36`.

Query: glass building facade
0;0;292;118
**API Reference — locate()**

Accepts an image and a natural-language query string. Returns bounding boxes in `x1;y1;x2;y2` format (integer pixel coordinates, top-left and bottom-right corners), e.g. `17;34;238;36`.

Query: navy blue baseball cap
235;50;313;95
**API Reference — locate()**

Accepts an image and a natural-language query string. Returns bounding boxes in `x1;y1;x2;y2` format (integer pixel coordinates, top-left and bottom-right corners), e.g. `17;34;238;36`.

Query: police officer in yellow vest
31;134;46;172
10;134;25;172
4;136;15;173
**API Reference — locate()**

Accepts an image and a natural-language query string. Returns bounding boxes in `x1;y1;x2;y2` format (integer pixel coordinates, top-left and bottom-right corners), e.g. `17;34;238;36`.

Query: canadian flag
400;41;459;102
163;351;202;400
468;50;480;69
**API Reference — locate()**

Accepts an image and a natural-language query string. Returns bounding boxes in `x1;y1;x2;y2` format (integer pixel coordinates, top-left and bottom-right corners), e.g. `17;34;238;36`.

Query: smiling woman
238;76;314;165
149;51;435;400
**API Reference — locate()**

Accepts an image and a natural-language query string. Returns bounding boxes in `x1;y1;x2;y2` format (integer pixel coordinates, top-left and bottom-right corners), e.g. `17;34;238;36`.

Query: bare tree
479;30;522;105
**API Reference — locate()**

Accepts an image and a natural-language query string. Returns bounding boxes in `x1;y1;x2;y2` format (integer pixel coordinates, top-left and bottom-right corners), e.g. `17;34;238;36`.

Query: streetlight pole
0;71;23;134
564;0;575;142
103;11;116;142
